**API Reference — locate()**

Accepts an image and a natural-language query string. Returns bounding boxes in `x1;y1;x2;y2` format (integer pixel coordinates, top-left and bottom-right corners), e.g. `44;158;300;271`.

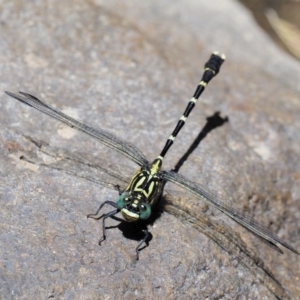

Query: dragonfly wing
5;91;149;167
161;170;299;255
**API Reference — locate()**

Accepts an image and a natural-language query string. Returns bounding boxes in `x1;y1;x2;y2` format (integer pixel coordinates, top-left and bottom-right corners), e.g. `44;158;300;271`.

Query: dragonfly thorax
116;158;164;222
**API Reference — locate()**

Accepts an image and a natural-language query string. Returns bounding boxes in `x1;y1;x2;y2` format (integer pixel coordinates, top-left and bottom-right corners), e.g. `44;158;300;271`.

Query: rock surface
0;0;300;299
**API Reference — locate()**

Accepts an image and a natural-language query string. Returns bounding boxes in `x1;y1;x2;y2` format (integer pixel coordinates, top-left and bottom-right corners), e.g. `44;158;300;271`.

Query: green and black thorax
116;158;164;222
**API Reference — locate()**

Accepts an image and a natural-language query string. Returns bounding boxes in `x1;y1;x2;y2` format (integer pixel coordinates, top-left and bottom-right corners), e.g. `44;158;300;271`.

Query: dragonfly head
116;192;151;222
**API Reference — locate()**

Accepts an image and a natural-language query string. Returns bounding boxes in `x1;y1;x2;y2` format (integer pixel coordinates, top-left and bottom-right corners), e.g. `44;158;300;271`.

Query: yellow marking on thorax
136;177;146;188
148;181;155;194
150;158;162;175
126;168;142;190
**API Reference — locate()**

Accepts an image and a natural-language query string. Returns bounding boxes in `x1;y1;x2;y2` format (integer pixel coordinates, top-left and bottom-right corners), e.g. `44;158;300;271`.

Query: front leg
87;201;120;245
87;200;118;219
98;209;119;245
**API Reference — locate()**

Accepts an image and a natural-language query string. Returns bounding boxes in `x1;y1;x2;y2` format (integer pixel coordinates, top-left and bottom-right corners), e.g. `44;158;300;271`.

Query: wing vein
162;171;299;255
5;91;148;167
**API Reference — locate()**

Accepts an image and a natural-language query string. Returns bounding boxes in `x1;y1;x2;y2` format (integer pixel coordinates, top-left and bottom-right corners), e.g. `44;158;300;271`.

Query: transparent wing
5;91;149;167
162;170;299;255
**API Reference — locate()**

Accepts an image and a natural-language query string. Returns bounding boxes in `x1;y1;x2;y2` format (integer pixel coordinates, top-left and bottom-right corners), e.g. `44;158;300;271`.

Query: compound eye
139;202;151;220
116;193;131;209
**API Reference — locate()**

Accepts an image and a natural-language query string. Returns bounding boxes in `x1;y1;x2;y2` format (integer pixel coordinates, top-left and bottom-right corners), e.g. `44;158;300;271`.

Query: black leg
135;221;149;260
87;201;120;245
99;209;119;245
87;200;118;219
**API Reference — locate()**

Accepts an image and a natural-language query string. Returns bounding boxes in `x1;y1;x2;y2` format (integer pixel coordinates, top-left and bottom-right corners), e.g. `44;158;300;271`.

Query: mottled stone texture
1;1;300;299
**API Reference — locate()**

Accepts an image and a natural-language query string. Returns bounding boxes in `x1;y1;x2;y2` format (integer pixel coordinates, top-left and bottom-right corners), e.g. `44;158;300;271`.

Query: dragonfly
5;52;299;259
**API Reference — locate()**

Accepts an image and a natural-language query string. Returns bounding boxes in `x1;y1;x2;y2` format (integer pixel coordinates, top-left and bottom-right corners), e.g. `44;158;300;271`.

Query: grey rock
1;0;300;299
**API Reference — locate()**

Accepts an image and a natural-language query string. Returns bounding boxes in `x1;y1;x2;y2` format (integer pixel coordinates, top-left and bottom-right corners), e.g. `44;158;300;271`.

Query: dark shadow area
172;111;228;173
118;222;153;244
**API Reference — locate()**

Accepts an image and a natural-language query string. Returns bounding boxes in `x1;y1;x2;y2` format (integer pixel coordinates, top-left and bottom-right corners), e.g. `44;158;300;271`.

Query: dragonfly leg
87;200;118;219
135;221;149;260
98;208;120;245
87;201;120;244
